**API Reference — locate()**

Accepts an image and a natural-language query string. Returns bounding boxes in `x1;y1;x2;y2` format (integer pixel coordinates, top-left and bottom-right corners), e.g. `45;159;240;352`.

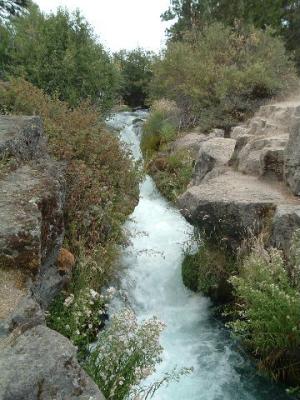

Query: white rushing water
107;112;291;400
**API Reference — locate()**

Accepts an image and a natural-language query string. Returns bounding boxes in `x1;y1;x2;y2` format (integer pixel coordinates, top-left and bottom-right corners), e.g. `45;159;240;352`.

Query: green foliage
140;130;161;158
141;112;176;157
150;23;297;131
85;309;165;399
0;152;16;177
2;5;119;109
47;287;114;356
182;232;235;302
161;0;205;40
162;0;293;39
0;24;12;78
85;308;192;400
114;48;154;107
150;150;193;202
141;99;179;158
162;0;300;70
140;100;193;201
289;229;300;289
229;240;300;382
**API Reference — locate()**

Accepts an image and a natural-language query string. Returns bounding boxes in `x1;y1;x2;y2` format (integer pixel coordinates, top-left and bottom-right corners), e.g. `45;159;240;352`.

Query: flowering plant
86;308;164;399
86;308;192;399
48;287;116;350
228;240;300;380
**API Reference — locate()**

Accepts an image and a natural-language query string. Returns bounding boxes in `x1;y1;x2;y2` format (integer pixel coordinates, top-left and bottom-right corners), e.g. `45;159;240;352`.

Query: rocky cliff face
178;97;300;253
0;116;105;400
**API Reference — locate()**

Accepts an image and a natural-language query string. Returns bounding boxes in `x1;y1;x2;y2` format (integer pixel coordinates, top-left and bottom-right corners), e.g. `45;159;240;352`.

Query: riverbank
143;96;300;388
0;81;140;399
108;113;294;399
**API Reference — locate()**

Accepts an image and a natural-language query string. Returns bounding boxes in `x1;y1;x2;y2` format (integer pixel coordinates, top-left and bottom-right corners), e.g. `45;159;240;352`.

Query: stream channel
107;111;293;400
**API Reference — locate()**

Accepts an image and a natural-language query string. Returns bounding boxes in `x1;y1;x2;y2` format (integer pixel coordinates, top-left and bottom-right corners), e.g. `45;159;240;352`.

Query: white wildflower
64;294;74;307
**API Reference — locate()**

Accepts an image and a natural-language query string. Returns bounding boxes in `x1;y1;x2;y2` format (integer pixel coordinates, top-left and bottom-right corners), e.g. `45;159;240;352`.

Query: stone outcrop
0;162;64;272
230;101;300;181
193;138;236;185
178;96;300;252
179;170;297;248
0;325;105;400
0;115;105;399
173;129;225;157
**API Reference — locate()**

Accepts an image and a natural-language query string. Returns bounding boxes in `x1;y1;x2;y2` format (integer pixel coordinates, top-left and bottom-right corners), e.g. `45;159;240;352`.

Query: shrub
141;99;179;158
182;232;236;302
229;240;300;382
2;5;120;109
47;286;115;354
0;78;140;287
0;24;12;78
85;308;165;399
114;48;154;107
85;308;192;400
149;150;193;202
150;23;298;131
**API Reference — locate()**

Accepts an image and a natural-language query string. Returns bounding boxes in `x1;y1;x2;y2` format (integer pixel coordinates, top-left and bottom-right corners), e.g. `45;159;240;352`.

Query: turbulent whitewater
107;112;291;400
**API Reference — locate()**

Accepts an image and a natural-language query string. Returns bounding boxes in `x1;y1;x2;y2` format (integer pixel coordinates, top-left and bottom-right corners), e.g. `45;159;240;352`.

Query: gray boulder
209;128;225;138
193;138;236;184
237;135;288;177
173;133;207;156
0;325;105;400
178;170;289;248
7;294;45;332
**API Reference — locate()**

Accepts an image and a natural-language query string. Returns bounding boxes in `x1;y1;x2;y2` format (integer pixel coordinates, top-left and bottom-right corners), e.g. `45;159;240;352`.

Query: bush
140;99;193;201
229;240;300;382
0;78;140;288
85;308;165;399
150;23;298;131
141;99;179;158
114;48;154;107
2;5;120;109
0;24;11;78
182;232;236;302
148;150;193;202
85;308;192;400
47;286;115;355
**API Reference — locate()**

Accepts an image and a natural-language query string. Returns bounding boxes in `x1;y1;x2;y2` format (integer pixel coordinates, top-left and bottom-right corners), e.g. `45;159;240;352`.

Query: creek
107;111;292;400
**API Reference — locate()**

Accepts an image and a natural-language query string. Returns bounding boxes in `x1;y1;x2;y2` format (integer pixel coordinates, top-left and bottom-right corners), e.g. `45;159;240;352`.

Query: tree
0;0;28;21
161;0;205;40
0;24;11;78
3;5;120;110
162;0;300;70
114;48;154;107
150;23;297;131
